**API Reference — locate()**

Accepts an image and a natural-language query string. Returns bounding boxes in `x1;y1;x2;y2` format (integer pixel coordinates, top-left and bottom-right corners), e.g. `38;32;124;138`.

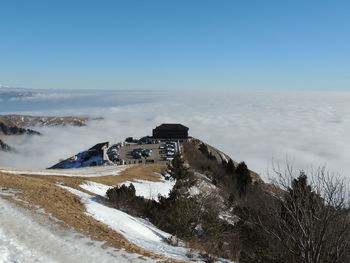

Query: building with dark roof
152;124;189;139
88;142;109;160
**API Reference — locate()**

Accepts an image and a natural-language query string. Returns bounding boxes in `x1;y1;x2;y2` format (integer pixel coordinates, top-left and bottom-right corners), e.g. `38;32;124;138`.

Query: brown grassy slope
89;164;166;186
0;116;19;128
0;164;182;262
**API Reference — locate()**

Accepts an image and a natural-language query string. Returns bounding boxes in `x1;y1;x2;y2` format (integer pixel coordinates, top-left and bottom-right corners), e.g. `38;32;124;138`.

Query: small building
152;124;189;139
88;142;109;160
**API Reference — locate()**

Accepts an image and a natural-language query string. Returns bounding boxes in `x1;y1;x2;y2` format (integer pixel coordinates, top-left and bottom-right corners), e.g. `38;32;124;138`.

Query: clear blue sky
0;0;349;90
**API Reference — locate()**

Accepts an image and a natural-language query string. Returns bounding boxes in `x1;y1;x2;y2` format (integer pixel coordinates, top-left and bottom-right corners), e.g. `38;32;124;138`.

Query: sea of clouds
1;89;350;181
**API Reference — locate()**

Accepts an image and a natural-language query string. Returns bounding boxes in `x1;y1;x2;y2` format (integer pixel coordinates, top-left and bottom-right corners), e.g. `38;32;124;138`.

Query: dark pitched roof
89;142;109;151
154;124;189;131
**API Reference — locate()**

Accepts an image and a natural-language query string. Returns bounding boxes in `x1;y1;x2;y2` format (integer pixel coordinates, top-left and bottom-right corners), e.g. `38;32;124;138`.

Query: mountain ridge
0;114;102;128
0;117;40;136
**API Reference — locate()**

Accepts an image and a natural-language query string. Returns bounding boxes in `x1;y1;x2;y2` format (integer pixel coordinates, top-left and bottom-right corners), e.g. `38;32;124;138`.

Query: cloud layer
1;90;350;180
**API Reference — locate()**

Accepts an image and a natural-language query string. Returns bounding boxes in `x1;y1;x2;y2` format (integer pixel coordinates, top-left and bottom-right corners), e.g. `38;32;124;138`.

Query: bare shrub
256;165;350;263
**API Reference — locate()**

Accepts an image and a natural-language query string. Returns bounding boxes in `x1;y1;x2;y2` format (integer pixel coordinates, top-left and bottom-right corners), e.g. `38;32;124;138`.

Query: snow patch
190;173;218;197
80;181;111;196
119;179;175;201
220;152;228;163
80;177;175;201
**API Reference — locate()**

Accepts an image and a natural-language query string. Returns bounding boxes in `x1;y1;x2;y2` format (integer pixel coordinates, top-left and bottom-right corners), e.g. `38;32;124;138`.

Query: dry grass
89;164;167;186
0;165;185;263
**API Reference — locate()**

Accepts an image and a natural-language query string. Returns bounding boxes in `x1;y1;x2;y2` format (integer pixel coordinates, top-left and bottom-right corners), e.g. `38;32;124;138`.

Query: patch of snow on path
0;197;156;263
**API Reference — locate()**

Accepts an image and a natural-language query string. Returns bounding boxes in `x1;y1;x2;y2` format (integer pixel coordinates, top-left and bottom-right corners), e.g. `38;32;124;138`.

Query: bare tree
256;165;350;263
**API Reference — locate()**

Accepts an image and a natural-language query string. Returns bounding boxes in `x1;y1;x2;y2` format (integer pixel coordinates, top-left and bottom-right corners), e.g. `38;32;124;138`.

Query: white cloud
0;84;28;92
1;90;350;181
0;84;14;90
8;92;86;102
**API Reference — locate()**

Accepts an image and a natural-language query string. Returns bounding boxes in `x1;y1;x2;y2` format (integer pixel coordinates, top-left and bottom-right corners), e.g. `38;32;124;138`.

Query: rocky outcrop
0;139;12;152
0;117;41;136
0;117;40;152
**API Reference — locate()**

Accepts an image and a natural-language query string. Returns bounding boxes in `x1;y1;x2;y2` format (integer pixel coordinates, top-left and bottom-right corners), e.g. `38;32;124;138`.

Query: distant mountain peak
0;115;101;128
0;116;41;136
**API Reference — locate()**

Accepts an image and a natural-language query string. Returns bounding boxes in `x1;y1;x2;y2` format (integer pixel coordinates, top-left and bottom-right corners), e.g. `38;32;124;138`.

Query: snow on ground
80;181;111;196
80;177;175;201
52;150;110;169
218;212;238;226
188;185;201;196
189;180;216;196
0;196;156;263
62;155;103;169
0;165;130;177
118;179;175;201
190;172;217;196
220;152;228;163
194;172;214;184
190;173;237;227
59;185;205;262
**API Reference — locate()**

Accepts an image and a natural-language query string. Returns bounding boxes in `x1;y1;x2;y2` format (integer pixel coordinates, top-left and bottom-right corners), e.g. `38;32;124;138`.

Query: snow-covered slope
0;196;156;263
49;148;113;169
0;161;236;263
60;185;205;262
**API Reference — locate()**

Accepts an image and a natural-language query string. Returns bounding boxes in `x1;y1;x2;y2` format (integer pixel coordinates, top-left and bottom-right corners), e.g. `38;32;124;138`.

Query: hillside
0;117;41;151
0;138;245;262
0;137;264;262
1;114;101;127
1;137;347;263
0;117;40;136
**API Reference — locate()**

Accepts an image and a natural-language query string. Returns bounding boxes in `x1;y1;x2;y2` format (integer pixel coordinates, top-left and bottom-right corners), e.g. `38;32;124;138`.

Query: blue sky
0;0;349;90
